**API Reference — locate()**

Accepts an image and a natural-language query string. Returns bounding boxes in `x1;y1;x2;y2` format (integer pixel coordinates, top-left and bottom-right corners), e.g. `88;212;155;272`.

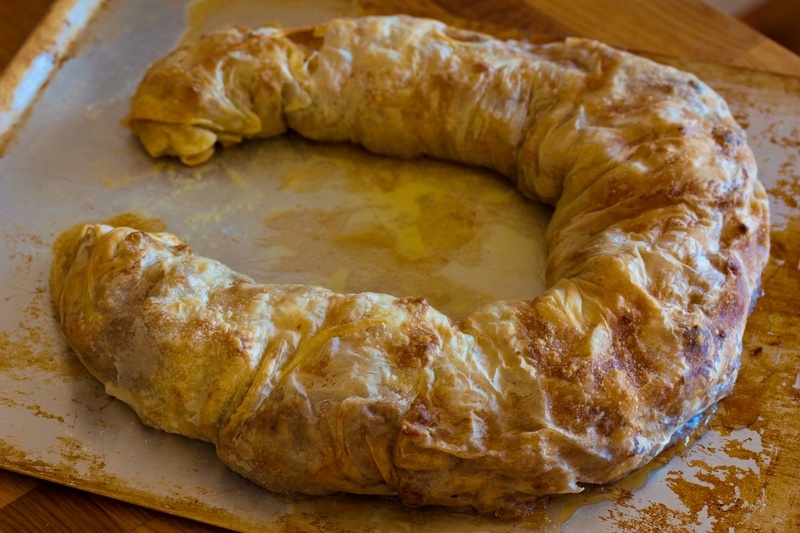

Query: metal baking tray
1;0;798;530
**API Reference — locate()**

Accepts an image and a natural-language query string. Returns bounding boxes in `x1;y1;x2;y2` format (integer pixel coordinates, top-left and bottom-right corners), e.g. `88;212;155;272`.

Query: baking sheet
1;0;799;531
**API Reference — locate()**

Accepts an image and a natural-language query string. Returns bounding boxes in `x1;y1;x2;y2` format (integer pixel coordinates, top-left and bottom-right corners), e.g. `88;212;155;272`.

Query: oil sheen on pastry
53;16;769;517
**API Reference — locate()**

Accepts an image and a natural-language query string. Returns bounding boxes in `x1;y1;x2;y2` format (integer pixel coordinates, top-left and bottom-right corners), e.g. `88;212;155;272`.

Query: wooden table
1;0;799;531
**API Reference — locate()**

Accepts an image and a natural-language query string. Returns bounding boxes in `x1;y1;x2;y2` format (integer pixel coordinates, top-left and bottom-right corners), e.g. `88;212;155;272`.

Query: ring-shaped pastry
51;16;770;517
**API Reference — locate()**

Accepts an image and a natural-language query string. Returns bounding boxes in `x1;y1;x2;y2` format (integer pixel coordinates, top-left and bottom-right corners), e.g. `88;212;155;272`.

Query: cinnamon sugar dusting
4;231;44;274
0;282;83;383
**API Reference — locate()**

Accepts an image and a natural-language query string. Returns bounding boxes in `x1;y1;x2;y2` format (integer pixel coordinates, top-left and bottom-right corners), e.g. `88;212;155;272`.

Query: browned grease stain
765;116;799;217
54;435;106;478
769;126;800;151
593;428;768;532
692;449;761;515
0;394;55;431
771;174;800;210
27;404;65;424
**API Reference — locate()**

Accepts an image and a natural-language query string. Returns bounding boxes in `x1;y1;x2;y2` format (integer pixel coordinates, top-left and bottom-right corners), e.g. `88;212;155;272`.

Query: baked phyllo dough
54;16;769;517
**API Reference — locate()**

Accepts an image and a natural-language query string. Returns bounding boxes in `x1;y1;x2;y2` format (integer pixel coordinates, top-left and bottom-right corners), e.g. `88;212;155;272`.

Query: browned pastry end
53;16;769;517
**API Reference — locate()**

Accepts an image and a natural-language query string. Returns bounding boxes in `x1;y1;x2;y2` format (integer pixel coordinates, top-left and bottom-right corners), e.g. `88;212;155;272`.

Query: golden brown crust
52;16;770;517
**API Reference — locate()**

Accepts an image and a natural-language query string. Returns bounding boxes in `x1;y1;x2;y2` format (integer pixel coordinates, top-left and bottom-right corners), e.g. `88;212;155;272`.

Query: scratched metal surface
0;0;798;531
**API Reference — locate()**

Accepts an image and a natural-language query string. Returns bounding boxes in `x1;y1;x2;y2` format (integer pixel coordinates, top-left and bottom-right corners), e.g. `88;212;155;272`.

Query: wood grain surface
0;0;53;70
742;0;800;57
1;0;799;531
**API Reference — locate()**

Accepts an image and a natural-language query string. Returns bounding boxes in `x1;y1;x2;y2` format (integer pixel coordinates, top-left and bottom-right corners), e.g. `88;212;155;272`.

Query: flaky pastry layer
52;16;769;517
